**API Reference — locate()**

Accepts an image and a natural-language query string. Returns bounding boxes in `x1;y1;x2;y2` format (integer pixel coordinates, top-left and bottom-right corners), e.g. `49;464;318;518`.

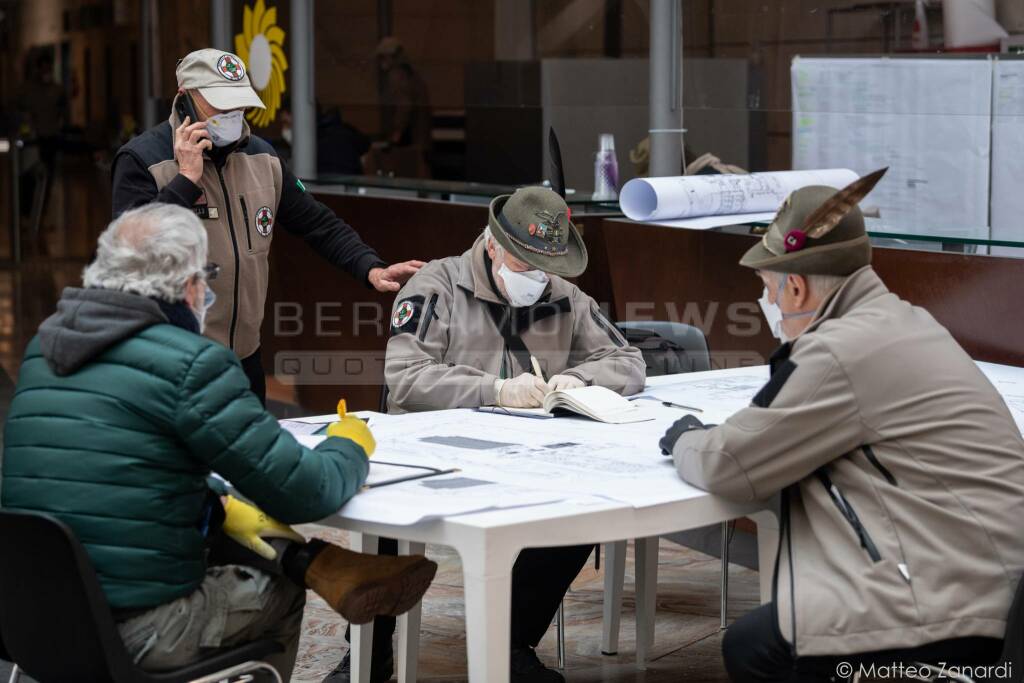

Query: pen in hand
530;355;546;382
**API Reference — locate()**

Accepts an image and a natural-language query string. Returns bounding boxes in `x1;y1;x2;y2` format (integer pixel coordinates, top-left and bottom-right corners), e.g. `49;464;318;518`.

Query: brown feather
802;167;887;239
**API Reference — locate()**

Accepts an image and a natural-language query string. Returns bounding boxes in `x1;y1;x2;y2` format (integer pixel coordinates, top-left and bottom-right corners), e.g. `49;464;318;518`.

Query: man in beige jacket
662;170;1024;681
385;186;645;413
373;187;644;683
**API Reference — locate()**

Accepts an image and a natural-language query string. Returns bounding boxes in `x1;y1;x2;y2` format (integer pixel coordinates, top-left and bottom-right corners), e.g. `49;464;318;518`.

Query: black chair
615;320;712;372
0;510;285;682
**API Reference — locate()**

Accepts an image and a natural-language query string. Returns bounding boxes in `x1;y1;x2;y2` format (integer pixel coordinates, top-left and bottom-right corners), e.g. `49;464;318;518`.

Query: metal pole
290;0;317;179
211;0;233;52
648;0;683;177
140;0;156;129
9;139;21;264
720;521;731;630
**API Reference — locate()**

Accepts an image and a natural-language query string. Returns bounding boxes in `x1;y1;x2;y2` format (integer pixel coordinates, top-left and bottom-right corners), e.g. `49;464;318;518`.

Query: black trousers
345;538;592;656
723;603;1003;682
240;347;267;406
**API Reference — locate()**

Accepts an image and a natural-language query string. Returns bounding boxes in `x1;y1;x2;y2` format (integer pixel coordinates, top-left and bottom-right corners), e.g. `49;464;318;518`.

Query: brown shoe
304;544;438;625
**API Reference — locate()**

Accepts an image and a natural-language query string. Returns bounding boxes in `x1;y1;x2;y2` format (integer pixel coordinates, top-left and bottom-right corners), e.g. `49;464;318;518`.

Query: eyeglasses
203;262;220;281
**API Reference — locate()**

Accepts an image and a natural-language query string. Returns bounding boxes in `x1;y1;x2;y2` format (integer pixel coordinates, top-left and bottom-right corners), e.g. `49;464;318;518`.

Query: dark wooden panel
264;198;1024;413
263;193;610;412
599;219;1024;368
263;195;486;412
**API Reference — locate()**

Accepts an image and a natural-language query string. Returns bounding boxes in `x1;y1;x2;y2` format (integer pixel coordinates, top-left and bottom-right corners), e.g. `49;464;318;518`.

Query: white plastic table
315;368;782;683
322;483;779;683
319;359;1024;682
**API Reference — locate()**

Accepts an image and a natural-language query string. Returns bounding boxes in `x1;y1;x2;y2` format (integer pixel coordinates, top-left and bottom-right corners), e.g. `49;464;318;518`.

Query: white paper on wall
791;56;992;241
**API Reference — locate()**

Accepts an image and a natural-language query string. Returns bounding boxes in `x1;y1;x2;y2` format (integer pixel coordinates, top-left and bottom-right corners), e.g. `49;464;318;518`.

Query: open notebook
478;385;653;424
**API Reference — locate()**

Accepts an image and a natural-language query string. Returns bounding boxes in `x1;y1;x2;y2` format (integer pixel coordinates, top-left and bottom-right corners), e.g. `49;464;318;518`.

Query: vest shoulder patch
391;295;425;335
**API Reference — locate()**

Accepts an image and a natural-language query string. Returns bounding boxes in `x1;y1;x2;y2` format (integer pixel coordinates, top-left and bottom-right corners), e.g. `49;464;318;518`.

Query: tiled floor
289;522;758;682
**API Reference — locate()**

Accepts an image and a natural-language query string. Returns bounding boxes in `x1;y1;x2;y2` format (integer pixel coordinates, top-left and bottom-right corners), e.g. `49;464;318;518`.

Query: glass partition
284;1;1024;251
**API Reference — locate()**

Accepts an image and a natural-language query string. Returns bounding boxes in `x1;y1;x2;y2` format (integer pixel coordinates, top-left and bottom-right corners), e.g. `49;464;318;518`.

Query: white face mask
498;263;549;308
758;287;786;341
207;110;245;147
281;127;293;145
758;274;816;342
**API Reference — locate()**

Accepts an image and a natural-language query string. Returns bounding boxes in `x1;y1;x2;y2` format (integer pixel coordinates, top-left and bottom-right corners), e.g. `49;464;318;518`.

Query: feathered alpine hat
739;168;887;275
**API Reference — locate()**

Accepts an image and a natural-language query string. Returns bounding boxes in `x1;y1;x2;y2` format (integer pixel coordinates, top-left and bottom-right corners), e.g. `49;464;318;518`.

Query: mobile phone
175;92;200;125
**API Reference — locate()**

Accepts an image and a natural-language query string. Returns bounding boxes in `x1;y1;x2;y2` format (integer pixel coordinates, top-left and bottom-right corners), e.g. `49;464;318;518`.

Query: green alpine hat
739;168;887;276
488;187;588;278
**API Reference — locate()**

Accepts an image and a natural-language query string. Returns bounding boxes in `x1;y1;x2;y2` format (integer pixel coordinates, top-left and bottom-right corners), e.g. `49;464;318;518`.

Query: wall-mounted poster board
792;56;993;242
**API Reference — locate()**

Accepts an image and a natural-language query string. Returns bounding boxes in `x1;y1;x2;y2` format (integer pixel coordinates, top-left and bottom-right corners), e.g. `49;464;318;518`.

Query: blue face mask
194;284;217;333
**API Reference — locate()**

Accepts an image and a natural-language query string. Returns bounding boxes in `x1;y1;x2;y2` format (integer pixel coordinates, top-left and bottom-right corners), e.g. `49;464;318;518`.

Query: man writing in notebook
362;187;644;683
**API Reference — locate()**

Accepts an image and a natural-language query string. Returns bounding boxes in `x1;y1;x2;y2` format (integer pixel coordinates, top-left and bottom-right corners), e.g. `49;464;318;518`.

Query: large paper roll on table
619;168;859;222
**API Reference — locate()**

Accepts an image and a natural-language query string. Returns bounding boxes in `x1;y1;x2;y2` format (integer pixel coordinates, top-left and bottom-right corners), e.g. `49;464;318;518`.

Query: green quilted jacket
1;287;369;609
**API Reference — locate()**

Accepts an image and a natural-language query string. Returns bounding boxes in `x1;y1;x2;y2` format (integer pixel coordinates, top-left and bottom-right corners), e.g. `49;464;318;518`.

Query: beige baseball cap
175;49;265;111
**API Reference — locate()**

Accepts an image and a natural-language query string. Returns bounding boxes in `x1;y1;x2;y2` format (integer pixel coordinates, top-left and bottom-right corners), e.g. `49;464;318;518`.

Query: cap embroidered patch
390;295;425;335
254;206;274;236
217;54;245;81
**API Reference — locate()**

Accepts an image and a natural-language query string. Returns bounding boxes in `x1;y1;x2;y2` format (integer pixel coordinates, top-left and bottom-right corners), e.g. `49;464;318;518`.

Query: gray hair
767;270;847;299
482;225;505;258
83;204;208;301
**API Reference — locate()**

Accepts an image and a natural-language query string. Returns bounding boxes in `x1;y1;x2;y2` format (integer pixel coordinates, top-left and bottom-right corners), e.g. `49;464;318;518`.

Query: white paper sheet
279;420;326;436
976;361;1024;435
362;408;710;509
650;212;776;230
638;367;767;417
791;57;992;241
619;169;857;222
338;479;569;525
990;58;1024;254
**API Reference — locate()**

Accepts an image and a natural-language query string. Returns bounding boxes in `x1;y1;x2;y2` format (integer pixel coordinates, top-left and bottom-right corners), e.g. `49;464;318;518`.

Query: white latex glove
496;373;550;408
548;374;586;391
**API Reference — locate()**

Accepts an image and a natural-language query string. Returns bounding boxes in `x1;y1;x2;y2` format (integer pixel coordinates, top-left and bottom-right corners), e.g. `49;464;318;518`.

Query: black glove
659;414;707;455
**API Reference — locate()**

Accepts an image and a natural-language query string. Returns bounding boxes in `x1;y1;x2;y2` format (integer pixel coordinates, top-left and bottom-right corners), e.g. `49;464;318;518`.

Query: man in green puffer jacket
1;204;435;680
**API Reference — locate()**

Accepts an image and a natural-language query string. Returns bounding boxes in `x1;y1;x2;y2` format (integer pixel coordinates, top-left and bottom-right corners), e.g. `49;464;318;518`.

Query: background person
110;48;424;403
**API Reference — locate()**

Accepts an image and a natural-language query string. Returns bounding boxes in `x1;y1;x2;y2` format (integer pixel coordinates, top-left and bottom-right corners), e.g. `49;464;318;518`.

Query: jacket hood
38;287;168;376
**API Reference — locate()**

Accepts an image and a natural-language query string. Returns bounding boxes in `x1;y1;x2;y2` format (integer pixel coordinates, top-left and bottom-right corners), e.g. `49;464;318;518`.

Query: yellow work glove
325;398;376;457
222;496;305;560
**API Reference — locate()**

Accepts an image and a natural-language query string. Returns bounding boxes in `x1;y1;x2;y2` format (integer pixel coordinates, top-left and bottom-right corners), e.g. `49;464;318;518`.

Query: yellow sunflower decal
235;0;288;128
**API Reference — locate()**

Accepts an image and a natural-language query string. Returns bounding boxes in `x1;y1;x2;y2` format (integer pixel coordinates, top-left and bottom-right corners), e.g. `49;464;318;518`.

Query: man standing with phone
111;49;424;403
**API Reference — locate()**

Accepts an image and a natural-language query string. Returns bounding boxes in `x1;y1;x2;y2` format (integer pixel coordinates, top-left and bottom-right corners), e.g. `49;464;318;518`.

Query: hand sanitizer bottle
593;133;619;201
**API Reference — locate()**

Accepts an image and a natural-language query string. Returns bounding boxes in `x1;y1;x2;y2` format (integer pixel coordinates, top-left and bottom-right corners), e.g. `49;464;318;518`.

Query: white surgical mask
758;287;786;341
758;273;816;342
193;285;217;333
498;263;549;308
281;127;293;145
207;110;244;147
